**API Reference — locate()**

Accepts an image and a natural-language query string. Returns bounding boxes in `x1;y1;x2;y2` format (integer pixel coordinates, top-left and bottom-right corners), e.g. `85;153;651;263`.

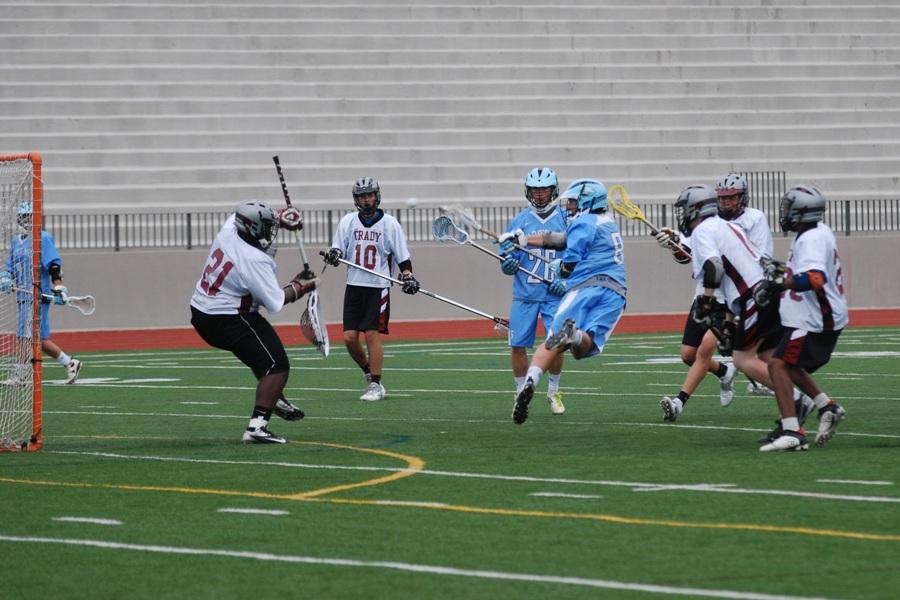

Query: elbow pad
541;232;568;250
48;262;62;281
701;257;724;288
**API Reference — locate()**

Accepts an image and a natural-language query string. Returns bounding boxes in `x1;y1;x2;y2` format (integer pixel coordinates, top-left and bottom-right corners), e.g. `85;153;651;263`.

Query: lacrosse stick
438;205;551;265
300;288;330;357
273;155;315;279
606;185;692;258
11;287;96;316
320;251;509;332
432;216;552;285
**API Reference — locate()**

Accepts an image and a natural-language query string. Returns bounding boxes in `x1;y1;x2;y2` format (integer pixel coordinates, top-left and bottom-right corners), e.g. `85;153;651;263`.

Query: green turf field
2;328;899;599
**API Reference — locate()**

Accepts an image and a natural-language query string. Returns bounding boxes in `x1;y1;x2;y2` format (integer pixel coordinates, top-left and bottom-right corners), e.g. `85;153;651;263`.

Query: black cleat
274;396;305;421
512;380;534;425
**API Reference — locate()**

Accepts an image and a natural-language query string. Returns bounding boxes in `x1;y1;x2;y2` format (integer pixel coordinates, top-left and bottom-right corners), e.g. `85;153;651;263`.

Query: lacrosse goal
0;152;43;451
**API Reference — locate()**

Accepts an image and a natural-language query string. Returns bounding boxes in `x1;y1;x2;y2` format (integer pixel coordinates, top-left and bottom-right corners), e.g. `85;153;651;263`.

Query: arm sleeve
41;233;62;271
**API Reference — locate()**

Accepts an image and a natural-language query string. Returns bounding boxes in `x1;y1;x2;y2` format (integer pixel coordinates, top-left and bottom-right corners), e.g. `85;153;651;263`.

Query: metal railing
44;195;900;252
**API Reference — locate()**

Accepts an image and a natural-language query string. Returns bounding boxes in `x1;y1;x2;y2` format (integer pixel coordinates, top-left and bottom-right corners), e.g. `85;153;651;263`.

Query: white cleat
718;363;737;407
241;426;287;444
65;359;82;384
759;430;808;452
544;318;578;351
815;404;846;447
547;391;566;415
660;395;683;422
746;379;775;396
360;381;386;402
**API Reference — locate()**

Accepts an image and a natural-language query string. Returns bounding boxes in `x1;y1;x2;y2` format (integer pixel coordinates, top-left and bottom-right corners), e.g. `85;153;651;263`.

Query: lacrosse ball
406;197;417;207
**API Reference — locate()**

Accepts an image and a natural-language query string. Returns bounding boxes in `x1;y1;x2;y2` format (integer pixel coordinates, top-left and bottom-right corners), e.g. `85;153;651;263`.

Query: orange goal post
0;152;43;451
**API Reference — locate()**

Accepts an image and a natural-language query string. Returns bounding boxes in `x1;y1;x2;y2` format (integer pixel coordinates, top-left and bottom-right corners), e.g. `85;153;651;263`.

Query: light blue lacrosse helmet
16;201;32;216
559;178;607;213
524;167;559;215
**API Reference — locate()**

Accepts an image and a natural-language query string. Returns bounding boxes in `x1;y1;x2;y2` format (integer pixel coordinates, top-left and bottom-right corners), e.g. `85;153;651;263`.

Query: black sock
371;374;381;384
677;391;690;404
715;363;729;378
251;405;272;421
361;363;371;375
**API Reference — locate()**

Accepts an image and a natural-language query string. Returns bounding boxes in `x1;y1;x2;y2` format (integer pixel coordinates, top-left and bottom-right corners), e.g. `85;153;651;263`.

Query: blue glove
548;279;569;296
500;256;520;275
52;285;68;305
0;271;12;293
548;258;563;278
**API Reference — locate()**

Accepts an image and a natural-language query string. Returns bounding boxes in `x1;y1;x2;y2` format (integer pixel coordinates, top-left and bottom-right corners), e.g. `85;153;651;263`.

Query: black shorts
735;293;783;353
681;298;710;347
772;327;842;373
343;285;390;334
190;307;289;378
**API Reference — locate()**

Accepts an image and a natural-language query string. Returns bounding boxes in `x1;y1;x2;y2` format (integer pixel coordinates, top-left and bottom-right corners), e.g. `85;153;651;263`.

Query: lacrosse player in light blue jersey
497;167;568;415
511;179;627;425
0;202;82;385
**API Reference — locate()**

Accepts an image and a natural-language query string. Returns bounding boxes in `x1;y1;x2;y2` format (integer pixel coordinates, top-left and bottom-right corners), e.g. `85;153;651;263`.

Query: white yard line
217;508;290;516
817;479;893;486
0;535;841;600
530;492;604;499
52;517;122;526
46;450;900;505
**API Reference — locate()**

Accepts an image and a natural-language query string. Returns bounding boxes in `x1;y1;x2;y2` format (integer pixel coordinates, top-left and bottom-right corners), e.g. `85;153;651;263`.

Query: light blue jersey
505;208;567;302
7;230;61;340
549;211;627;359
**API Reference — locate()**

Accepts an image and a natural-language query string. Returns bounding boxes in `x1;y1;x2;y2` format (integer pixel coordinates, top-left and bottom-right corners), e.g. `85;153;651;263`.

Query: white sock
514;376;526;392
248;417;268;431
547;374;561;394
525;366;544;387
812;392;830;409
57;352;71;366
781;417;800;431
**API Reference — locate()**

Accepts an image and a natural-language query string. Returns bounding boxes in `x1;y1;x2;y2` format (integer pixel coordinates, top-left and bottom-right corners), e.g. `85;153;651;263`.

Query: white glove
52;284;69;305
277;206;303;231
497;229;527;256
655;227;679;249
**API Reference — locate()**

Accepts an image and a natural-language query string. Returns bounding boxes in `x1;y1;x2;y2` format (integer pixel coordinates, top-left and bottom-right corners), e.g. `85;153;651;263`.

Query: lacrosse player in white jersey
496;168;568;415
323;177;418;402
511;179;627;425
756;186;848;452
190;201;316;444
716;172;781;397
659;185;783;425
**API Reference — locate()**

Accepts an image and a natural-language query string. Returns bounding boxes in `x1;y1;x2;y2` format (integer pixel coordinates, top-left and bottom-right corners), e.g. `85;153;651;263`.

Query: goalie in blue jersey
508;179;628;425
497;167;569;416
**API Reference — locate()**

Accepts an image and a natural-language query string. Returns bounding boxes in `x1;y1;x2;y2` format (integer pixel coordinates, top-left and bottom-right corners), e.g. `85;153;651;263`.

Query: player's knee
680;347;697;366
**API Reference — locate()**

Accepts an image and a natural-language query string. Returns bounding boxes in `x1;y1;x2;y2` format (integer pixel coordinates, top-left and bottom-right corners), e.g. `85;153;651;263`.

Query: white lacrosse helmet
716;173;749;219
675;185;718;235
779;185;827;232
234;201;279;250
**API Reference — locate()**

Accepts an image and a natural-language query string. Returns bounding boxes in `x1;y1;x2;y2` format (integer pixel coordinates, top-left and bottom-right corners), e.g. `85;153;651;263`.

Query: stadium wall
52;233;899;351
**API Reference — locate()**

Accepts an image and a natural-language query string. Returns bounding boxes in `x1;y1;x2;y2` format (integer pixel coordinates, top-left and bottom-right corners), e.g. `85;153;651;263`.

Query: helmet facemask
715;173;749;220
524;167;559;216
234;201;279;250
353;177;381;218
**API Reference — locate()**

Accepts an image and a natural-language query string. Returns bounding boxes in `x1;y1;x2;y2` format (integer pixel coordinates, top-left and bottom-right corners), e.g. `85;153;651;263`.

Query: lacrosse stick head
299;290;329;357
431;215;470;244
606;185;643;220
67;295;96;316
494;318;510;336
439;205;480;232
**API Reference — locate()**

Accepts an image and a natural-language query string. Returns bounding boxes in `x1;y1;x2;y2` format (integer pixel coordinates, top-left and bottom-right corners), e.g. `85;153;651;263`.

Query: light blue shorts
508;298;560;348
548;286;626;359
17;301;51;340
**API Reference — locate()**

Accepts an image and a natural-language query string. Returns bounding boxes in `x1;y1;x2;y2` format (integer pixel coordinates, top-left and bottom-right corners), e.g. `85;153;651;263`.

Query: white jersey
730;207;773;259
331;210;411;289
681;235;725;302
779;222;848;332
690;216;765;315
190;214;285;315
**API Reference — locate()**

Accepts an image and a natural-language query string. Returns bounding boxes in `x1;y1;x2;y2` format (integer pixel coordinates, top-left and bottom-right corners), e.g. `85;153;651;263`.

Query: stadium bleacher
1;0;899;214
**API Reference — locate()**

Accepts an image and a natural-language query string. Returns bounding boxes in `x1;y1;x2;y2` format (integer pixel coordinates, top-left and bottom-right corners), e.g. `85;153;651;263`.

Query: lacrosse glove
323;247;343;267
401;273;420;295
760;258;787;286
52;284;68;305
691;295;724;328
500;256;520;276
655;227;679;249
548;279;569;297
0;271;11;293
276;207;303;231
548;258;563;278
497;228;527;256
753;280;783;308
716;321;737;356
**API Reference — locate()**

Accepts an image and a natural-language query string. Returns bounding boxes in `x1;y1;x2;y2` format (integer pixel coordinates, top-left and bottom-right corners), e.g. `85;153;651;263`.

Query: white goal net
0;153;42;451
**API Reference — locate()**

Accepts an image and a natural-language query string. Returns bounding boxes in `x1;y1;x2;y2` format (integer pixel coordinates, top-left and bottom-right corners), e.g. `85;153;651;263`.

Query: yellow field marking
286;441;425;499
